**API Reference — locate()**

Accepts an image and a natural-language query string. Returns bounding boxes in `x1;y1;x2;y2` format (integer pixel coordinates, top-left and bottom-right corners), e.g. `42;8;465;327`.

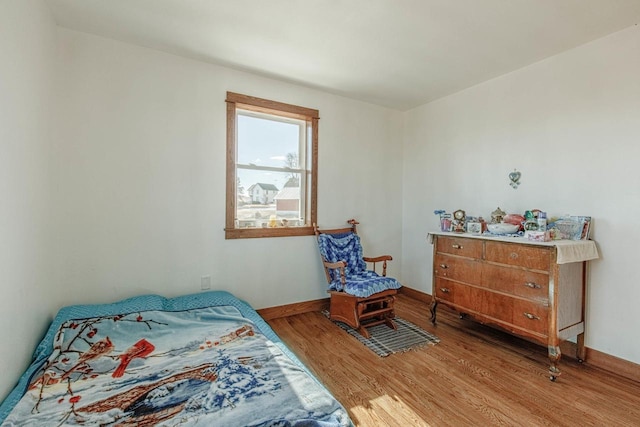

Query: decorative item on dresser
428;232;599;381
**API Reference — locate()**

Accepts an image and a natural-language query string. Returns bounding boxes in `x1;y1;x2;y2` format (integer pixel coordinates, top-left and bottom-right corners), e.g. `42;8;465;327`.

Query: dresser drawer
436;236;483;258
434;279;481;312
478;289;515;324
435;254;481;284
434;278;456;304
485;241;551;271
477;291;549;335
481;264;549;301
512;299;549;335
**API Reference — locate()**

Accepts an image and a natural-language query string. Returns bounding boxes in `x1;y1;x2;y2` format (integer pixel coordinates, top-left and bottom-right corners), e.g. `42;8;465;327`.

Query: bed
0;290;351;426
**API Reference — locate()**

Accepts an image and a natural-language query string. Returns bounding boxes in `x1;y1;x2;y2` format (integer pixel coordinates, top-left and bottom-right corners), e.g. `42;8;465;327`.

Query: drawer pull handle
440;288;451;293
523;312;540;320
524;282;541;289
452;244;463;249
510;252;519;259
439;264;448;269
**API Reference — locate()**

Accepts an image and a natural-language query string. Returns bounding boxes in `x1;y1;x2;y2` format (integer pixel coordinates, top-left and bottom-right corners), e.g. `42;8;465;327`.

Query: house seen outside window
248;183;279;204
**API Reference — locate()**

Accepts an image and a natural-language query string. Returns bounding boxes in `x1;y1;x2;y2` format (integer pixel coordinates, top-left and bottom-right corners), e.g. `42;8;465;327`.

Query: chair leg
357;325;371;339
329;292;361;330
330;291;398;339
384;317;397;331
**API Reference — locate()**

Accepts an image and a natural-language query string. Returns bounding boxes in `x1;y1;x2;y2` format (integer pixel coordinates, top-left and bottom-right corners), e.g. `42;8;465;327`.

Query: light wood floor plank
267;294;640;426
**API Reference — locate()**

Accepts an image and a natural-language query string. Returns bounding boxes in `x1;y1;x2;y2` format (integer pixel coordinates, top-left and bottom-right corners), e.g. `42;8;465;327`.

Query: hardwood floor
267;294;640;426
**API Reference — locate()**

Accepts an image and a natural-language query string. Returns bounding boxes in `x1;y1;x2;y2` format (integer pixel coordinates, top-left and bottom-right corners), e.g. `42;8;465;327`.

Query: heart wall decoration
509;169;521;189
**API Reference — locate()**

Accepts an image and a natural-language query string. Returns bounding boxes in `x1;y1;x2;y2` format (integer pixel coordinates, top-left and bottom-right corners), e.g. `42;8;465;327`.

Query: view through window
225;93;318;239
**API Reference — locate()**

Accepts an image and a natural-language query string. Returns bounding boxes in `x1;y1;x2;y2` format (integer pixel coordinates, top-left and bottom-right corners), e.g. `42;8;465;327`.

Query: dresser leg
548;345;562;381
576;333;586;363
429;299;438;324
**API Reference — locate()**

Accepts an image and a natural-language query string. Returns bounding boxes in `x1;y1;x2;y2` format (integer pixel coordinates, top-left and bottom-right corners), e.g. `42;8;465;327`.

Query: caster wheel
550;376;557;382
577;358;584;363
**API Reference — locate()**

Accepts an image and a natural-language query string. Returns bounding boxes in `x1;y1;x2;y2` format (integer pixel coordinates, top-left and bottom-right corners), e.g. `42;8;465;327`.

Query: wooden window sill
225;226;315;239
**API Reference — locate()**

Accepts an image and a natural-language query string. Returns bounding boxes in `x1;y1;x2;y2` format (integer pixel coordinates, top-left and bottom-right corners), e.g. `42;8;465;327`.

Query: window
225;92;319;239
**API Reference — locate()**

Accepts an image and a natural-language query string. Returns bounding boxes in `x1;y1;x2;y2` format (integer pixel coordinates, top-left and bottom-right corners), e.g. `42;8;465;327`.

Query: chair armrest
323;260;346;269
363;255;393;277
363;255;393;263
323;260;347;285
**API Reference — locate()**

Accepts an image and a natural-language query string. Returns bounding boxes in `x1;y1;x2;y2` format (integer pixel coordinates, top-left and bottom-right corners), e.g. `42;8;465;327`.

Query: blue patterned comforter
0;291;351;426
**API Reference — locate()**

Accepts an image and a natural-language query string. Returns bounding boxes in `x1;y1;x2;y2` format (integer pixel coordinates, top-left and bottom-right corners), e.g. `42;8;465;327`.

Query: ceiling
46;0;640;111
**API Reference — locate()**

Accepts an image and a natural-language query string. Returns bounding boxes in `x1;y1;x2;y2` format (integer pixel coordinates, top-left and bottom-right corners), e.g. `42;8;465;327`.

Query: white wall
402;25;640;365
51;29;404;311
0;0;57;401
5;3;636;404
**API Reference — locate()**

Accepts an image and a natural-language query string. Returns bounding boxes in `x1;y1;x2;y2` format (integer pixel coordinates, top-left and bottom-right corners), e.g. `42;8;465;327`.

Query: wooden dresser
428;232;598;381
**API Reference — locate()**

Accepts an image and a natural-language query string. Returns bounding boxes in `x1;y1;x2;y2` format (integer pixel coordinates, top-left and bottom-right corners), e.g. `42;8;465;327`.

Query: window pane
237;114;301;168
236;169;304;228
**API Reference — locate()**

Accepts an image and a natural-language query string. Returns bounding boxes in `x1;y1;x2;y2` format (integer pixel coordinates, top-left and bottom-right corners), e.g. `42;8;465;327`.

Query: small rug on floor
322;311;440;357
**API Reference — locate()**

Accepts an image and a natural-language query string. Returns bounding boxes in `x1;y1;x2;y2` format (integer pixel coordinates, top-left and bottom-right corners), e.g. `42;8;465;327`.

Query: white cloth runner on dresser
553;239;599;264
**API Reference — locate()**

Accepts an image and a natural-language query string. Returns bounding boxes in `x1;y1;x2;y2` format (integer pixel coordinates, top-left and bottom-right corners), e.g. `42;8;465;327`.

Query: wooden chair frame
314;219;398;338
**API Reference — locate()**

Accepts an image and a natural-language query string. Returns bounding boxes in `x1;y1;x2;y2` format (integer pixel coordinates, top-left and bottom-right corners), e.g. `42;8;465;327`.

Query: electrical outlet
201;275;211;290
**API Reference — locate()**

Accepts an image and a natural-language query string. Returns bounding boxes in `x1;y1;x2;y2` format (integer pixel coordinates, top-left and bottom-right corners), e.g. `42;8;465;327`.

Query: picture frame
466;222;482;234
575;216;592;240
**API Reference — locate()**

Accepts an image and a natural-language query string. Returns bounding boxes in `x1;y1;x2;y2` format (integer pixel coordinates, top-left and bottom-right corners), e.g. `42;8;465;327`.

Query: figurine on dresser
490;207;506;224
451;209;466;233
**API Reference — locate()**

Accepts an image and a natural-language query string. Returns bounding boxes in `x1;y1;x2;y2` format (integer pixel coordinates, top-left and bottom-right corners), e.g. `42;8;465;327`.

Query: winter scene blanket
2;305;350;426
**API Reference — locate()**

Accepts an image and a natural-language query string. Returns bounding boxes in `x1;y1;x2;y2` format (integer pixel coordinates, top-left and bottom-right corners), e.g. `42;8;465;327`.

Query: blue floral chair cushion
317;232;402;298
